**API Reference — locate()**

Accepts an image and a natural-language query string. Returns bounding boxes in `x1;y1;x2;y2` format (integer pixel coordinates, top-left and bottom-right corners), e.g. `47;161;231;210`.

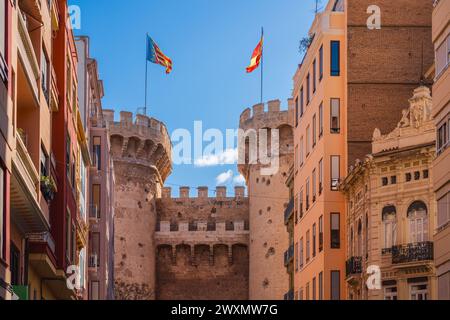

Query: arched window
382;206;397;250
408;201;428;243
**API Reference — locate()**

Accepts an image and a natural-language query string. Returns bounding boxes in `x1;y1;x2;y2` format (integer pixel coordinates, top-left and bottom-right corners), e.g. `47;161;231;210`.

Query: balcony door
408;201;428;244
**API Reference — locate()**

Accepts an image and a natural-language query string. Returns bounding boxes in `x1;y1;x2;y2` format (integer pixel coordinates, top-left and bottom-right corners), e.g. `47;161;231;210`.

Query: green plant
40;175;57;202
299;36;314;55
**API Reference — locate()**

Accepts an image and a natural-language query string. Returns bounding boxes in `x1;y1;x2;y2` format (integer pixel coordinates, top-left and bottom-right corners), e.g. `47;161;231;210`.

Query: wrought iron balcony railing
284;244;295;267
346;256;362;277
284;289;294;301
392;242;434;265
284;198;294;225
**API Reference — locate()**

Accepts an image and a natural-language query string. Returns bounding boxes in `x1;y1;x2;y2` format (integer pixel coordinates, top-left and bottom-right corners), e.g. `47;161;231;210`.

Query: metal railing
284;245;295;267
346;256;362;277
284;199;294;224
392;242;434;264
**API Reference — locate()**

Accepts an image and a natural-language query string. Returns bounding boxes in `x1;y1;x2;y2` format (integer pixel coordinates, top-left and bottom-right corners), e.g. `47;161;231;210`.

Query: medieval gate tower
239;100;294;300
107;111;172;300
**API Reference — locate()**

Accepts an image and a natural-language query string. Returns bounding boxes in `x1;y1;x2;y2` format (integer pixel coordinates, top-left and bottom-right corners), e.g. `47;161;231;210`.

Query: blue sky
71;0;316;197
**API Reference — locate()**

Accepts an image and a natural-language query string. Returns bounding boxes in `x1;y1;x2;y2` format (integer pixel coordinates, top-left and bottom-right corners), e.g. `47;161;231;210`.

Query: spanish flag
147;36;173;74
246;34;263;73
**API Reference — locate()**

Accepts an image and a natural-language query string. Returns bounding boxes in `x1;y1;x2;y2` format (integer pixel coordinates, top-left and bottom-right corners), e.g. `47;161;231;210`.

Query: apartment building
0;0;12;300
341;86;437;300
76;36;115;300
292;0;347;300
432;0;450;301
291;0;434;300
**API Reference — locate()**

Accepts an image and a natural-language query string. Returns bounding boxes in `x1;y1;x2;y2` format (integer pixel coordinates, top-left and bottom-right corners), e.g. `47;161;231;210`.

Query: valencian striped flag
147;36;173;74
246;34;263;73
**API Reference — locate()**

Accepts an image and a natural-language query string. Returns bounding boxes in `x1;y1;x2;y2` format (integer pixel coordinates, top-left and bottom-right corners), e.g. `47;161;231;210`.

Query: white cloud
216;170;234;185
195;148;238;167
233;174;246;186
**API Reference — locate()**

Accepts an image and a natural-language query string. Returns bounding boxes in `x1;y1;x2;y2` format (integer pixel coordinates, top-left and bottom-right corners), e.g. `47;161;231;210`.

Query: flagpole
260;27;264;104
144;33;149;116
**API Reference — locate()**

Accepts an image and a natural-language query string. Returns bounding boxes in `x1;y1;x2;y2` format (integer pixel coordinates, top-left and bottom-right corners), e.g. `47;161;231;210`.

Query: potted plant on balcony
40;175;57;202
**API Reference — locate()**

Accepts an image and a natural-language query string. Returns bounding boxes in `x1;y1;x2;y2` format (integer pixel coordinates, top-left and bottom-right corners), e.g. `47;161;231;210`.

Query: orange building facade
291;1;347;300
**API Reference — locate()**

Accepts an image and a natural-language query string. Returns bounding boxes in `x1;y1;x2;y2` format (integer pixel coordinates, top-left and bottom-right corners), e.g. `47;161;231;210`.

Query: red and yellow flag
246;36;263;73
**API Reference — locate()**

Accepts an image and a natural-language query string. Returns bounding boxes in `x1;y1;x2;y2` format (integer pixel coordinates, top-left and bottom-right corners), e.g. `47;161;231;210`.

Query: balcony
392;242;434;265
284;290;294;301
284;244;294;267
10;134;50;233
284;199;294;225
346;257;363;278
17;9;40;103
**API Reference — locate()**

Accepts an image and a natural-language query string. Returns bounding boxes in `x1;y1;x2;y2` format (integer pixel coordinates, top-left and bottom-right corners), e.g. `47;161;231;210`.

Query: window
319;102;324;137
93;136;102;170
0;165;4;260
90;281;100;300
0;0;7;83
406;173;412;182
435;34;450;78
306;125;311;156
312;114;317;147
306;230;310;263
408;201;429;243
295;145;299;171
319;215;324;252
319;45;323;80
312;223;317;257
306;73;311;104
414;171;420;181
295;242;299;271
319;272;323;300
331;271;340;300
79;249;86;290
90;232;100;268
71;223;76;263
300;86;304;117
71;152;76;187
10;244;20;285
306;178;310;211
331;155;340;191
330;41;340;76
330;98;340;133
410;282;429;300
66;135;71;178
40;145;49;178
319;158;323;194
41;48;50;103
299;189;304;219
313;59;317;93
423;170;429;179
437;193;450;229
312;277;317;300
382;177;389;186
312;169;317;202
382;206;397;251
92;184;101;219
300;137;304;166
299;237;304;268
331;213;340;249
391;176;397;185
306;283;310;300
66;210;71;262
295;97;299;127
437;122;448;155
384;285;398;300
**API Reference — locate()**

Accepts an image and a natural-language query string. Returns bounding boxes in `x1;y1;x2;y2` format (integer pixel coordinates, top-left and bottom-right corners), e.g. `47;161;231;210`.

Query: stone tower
238;100;294;300
107;111;172;300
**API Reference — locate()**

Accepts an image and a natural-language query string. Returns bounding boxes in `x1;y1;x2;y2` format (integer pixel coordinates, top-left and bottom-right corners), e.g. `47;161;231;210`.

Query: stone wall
239;100;294;300
155;187;249;300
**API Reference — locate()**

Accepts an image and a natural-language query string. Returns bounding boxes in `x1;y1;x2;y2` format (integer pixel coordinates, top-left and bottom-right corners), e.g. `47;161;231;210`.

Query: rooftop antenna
315;0;321;14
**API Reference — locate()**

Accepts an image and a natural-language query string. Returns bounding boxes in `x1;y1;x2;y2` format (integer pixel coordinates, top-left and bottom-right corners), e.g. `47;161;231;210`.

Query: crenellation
268;100;281;113
239;99;295;131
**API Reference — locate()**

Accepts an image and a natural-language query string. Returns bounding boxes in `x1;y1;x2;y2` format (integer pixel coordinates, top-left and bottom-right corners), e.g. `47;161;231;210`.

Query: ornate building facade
341;86;437;300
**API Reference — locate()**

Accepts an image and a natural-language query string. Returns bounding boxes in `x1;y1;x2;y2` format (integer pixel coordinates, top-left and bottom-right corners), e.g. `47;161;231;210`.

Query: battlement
239;99;295;131
161;186;246;200
108;111;172;182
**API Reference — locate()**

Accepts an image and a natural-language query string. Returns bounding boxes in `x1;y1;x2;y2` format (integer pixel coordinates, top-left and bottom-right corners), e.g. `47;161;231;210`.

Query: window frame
330;40;340;76
330;98;341;134
331;212;341;249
